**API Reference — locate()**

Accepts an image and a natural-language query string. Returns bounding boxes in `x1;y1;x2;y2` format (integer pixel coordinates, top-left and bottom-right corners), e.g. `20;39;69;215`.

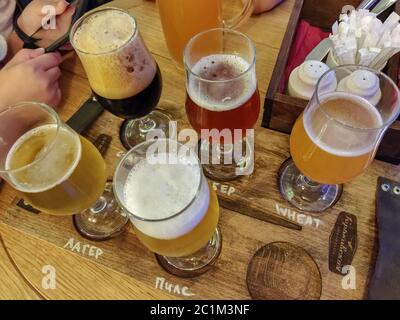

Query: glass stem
138;116;156;135
294;174;328;202
90;196;108;214
216;142;233;155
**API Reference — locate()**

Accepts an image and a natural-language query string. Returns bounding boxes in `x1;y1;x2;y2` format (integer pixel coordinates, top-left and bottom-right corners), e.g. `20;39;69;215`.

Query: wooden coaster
246;242;322;300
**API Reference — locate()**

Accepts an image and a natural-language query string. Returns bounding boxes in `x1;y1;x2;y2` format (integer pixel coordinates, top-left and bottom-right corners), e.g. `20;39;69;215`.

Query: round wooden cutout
246;242;322;300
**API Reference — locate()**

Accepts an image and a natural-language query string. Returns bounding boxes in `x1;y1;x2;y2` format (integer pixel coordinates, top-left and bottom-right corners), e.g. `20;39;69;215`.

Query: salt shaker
337;70;382;105
288;60;336;100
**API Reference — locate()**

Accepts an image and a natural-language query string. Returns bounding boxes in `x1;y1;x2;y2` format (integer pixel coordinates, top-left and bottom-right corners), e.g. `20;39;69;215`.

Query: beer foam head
187;54;257;112
6;125;81;193
72;10;136;54
304;93;383;157
123;154;201;220
122;151;210;240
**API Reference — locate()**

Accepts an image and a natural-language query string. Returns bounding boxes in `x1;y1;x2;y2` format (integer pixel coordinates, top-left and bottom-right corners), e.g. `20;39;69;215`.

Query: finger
4;48;45;69
29;52;62;71
47;0;69;15
27;48;46;59
59;43;73;51
65;2;77;16
46;66;62;81
53;4;76;34
50;86;62;108
55;0;70;14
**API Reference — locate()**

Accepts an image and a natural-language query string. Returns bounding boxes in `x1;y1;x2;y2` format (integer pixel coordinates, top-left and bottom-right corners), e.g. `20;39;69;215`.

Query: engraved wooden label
329;212;357;275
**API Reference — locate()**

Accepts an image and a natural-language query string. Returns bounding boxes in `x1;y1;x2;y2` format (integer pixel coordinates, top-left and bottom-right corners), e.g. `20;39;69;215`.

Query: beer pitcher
157;0;254;65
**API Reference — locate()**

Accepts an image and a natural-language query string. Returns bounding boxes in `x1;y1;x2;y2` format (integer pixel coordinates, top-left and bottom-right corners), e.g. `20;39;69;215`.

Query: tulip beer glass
0;102;128;239
114;139;221;277
184;28;260;181
71;7;173;149
279;65;400;212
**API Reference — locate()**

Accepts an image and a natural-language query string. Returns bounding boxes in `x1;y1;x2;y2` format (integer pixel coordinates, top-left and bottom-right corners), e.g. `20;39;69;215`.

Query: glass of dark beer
70;7;173;149
184;28;260;181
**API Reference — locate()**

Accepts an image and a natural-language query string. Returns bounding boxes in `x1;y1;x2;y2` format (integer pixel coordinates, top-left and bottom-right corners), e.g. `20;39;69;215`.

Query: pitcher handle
223;0;254;29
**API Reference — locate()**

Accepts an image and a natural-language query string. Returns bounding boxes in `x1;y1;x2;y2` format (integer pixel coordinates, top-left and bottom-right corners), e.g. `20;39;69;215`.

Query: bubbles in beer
124;155;200;220
187;54;257;112
304;93;383;157
73;10;136;54
6;125;81;193
122;152;210;240
72;10;157;100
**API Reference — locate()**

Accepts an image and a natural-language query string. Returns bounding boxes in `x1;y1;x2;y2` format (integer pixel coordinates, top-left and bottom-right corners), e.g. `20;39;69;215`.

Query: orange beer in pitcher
157;0;254;65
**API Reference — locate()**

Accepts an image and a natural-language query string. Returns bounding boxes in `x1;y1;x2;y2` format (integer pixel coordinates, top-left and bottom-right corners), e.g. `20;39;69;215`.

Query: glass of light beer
70;7;173;149
0;102;128;239
184;28;260;181
114;139;221;277
157;0;254;66
279;65;400;212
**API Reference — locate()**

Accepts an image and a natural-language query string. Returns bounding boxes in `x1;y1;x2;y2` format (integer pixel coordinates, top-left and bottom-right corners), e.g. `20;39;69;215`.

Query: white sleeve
0;34;8;62
0;0;16;38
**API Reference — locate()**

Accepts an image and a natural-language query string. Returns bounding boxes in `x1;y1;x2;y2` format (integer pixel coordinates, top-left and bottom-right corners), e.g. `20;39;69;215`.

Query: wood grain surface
0;0;398;300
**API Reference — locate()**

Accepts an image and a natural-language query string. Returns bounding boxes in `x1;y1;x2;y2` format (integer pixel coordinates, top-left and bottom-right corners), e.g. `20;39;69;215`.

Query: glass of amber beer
184;28;260;181
157;0;254;66
0;102;128;239
279;65;400;212
70;7;173;149
114;139;221;277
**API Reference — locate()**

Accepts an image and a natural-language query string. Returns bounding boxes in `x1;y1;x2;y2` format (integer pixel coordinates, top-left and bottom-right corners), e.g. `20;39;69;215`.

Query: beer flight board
2;106;398;299
1;0;400;299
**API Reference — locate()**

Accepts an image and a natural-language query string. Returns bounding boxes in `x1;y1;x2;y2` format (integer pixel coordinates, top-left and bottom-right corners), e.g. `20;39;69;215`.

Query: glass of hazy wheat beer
279;65;400;212
114;139;221;277
0;102;128;239
184;28;260;181
70;7;173;149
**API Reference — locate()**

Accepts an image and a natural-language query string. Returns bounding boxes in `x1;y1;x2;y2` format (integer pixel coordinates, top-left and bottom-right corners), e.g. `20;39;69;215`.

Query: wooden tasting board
0;0;399;300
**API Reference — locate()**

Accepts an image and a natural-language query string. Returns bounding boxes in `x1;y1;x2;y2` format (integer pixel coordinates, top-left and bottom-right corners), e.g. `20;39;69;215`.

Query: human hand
17;0;70;36
34;3;76;49
0;48;62;110
247;0;284;14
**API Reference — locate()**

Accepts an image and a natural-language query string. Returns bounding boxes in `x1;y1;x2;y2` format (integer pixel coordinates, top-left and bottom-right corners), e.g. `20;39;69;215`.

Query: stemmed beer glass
114;139;222;277
0;102;128;239
184;28;260;181
279;65;400;212
70;7;173;149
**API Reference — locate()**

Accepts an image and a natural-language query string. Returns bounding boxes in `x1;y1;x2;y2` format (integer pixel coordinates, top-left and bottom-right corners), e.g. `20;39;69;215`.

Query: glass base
73;181;129;241
119;110;174;150
155;227;222;278
278;158;343;213
200;139;254;182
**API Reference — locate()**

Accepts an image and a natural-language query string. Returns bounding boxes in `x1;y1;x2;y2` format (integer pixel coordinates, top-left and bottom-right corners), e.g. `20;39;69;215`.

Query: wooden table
0;0;398;300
